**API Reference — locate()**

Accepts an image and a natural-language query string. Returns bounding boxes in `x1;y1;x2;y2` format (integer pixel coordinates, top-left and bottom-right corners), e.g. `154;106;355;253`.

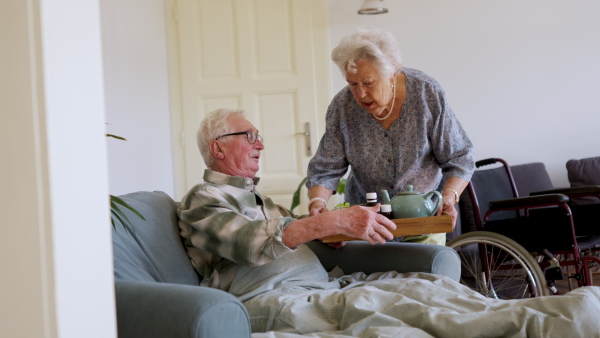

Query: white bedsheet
246;271;600;338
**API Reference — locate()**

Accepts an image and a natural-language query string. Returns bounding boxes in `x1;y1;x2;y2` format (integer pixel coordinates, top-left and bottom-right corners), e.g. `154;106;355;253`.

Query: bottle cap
380;204;392;212
366;192;377;200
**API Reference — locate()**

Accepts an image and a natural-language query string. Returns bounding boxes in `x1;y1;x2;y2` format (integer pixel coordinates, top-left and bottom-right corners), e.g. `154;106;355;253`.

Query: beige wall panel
254;0;294;77
256;92;299;175
203;96;241;114
197;0;238;80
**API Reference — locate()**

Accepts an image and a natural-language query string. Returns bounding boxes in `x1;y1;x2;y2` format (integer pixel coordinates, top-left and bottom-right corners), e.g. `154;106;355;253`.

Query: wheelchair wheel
447;231;549;299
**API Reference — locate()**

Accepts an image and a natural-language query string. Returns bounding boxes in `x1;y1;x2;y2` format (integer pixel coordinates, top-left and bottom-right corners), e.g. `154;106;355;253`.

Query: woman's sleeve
430;88;475;182
306;97;350;191
178;186;296;266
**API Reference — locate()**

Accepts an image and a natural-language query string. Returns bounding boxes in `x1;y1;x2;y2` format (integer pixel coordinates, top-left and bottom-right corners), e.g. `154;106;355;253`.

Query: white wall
101;0;175;197
103;0;600;195
1;0;116;337
328;0;600;188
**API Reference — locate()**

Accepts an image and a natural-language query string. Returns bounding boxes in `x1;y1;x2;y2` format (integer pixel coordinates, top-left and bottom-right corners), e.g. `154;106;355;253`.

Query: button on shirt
307;68;475;205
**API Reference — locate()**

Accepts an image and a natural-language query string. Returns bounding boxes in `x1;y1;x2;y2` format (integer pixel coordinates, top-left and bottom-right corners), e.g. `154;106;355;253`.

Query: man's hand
282;204;396;249
332;204;396;245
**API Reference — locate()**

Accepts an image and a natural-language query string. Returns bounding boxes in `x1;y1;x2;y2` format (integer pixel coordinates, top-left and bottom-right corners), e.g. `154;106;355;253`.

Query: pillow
566;156;600;205
567;156;600;186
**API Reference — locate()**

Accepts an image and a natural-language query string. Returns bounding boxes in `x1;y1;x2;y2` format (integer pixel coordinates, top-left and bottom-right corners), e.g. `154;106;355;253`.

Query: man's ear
209;140;225;160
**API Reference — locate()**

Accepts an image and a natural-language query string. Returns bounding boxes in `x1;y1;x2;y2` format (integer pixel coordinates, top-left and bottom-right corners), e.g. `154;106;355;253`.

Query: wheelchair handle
473;157;519;197
475;158;501;168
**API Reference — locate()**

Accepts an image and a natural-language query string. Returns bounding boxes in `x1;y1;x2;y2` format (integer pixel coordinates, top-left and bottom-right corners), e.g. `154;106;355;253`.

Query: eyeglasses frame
215;130;263;144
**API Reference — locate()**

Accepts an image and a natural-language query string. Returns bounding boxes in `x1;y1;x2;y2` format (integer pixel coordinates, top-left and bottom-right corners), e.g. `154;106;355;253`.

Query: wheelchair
447;158;600;299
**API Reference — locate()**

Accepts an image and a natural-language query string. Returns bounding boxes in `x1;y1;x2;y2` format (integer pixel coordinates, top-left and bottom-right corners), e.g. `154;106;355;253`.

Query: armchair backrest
112;191;200;286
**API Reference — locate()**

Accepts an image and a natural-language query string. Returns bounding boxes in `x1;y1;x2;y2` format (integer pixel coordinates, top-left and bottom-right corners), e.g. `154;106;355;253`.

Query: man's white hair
197;108;245;168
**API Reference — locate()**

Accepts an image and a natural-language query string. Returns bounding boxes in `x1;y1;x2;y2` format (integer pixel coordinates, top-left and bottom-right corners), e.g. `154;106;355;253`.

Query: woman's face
346;60;395;117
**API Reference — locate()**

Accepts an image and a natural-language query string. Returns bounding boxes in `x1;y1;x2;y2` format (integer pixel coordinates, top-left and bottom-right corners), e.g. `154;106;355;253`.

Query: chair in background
458;158;600;294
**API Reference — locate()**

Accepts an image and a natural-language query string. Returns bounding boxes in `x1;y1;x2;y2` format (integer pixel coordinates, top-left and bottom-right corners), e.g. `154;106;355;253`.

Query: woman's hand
309;200;329;216
437;199;458;229
326;241;347;249
438;178;469;230
308;186;334;216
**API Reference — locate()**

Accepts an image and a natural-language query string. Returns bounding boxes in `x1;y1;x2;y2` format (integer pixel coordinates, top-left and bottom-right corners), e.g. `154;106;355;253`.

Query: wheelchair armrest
488;194;569;211
530;185;600;197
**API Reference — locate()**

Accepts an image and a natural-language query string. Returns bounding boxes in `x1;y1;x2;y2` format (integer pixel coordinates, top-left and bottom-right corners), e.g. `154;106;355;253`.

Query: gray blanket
243;248;600;337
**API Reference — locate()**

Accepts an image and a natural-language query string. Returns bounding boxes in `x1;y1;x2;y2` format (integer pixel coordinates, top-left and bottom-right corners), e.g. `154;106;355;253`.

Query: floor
553;269;600;294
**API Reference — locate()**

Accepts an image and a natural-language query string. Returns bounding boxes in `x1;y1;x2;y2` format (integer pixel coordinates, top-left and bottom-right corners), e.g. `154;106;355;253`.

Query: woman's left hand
436;199;458;230
438;178;469;230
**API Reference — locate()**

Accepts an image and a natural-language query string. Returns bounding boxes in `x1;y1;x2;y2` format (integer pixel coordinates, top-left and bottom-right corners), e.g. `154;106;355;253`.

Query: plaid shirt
178;169;297;291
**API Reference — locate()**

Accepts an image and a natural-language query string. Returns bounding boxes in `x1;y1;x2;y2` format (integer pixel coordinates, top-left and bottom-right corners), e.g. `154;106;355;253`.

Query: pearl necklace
373;79;397;121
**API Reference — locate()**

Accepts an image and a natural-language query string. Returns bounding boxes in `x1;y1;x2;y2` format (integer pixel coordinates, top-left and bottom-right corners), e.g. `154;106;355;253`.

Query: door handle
293;122;311;156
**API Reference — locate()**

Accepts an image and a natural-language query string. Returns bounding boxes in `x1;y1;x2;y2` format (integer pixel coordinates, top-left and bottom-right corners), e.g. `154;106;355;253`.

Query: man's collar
203;169;260;190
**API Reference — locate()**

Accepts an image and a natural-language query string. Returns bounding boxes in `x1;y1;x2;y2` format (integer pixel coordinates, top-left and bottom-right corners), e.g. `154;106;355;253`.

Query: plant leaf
110;195;145;234
336;178;347;195
110;203;135;235
111;195;145;220
106;134;127;141
290;177;308;212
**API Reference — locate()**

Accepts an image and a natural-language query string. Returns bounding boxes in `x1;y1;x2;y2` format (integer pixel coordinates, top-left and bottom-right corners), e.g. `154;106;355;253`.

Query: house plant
107;133;145;233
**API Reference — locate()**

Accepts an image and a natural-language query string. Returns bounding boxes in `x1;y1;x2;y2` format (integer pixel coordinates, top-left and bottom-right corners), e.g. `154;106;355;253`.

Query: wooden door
168;0;331;212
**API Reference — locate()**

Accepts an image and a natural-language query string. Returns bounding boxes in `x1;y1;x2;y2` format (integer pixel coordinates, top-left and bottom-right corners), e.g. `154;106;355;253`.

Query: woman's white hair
196;108;245;168
331;26;402;79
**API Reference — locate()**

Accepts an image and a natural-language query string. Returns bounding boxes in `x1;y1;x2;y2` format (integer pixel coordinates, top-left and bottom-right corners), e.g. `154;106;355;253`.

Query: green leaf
105;133;143;232
110;195;145;234
110;204;135;235
106;134;127;141
290;177;308;212
336;178;346;195
111;195;145;220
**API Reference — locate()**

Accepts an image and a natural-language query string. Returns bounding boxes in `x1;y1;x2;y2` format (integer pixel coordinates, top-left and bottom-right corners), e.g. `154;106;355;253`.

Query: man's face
216;115;264;178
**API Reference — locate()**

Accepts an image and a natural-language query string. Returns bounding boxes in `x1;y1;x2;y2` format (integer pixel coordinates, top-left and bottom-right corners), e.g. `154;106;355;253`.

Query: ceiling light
358;0;388;15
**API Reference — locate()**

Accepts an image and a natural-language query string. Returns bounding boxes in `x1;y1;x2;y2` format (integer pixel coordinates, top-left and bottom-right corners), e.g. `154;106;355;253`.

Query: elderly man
178;108;396;292
178;108;600;337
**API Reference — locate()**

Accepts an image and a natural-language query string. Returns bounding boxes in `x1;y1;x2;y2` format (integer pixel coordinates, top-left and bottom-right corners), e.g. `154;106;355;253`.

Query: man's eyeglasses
215;130;263;144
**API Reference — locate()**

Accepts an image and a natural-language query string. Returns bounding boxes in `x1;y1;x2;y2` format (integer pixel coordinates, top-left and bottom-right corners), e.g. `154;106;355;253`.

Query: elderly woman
306;26;474;245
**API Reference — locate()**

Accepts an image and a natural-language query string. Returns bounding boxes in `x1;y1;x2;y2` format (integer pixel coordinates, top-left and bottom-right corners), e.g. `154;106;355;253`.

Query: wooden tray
320;215;453;243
